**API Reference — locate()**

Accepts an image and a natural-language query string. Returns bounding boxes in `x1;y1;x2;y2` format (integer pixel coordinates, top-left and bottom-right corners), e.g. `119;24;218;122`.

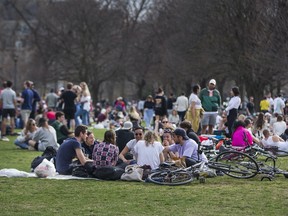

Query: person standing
0;81;17;141
199;79;221;134
79;82;92;126
223;87;241;137
20;81;34;127
246;96;255;117
187;84;203;133
45;89;59;111
59;82;77;131
29;82;41;119
154;88;167;121
175;92;189;122
166;93;176;117
259;96;269;114
143;95;154;130
273;94;285;115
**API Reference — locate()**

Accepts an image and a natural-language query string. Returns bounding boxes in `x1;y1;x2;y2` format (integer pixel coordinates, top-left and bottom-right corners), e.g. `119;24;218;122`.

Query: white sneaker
1;136;9;141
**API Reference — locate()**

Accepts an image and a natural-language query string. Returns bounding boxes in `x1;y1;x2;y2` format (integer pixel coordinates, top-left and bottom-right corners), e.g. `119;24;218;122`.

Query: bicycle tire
147;171;193;186
214;151;259;179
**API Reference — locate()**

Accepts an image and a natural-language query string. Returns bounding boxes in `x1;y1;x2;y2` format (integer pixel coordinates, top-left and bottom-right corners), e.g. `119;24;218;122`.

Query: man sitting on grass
56;125;93;175
51;111;74;144
164;128;207;167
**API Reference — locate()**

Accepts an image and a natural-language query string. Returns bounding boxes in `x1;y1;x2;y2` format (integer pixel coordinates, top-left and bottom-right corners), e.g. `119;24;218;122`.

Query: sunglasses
135;133;143;136
162;121;168;124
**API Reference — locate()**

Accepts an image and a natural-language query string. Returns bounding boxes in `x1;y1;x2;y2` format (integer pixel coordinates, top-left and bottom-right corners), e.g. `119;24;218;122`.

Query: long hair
103;130;116;145
255;112;265;130
25;119;36;133
144;131;159;146
80;82;91;97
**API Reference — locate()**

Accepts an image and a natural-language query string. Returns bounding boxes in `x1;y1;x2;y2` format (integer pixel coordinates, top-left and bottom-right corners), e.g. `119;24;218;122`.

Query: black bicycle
148;150;259;186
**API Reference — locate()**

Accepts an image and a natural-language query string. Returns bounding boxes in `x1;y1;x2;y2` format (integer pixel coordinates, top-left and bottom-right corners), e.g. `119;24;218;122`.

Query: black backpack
30;146;57;171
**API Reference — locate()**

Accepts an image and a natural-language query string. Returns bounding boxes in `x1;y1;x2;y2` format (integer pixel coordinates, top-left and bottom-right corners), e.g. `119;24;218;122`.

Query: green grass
1;129;288;215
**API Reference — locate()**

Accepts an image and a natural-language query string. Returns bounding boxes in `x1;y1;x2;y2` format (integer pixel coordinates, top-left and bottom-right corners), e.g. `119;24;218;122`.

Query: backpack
30;146;57;171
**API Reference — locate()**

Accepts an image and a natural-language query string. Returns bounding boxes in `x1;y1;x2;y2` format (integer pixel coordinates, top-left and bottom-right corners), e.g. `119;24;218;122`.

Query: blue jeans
75;104;83;126
14;140;29;149
144;109;154;129
81;110;89;126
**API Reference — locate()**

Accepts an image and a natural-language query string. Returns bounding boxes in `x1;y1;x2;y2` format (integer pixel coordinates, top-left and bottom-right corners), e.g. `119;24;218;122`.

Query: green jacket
199;88;221;112
51;120;67;141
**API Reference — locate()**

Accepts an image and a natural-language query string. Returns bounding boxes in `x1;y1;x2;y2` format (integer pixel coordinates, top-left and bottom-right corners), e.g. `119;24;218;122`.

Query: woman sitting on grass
134;131;164;170
231;120;253;148
14;119;38;149
92;130;119;168
28;117;59;151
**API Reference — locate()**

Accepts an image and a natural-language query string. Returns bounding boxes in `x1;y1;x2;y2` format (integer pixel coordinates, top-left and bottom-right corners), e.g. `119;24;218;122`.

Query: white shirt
175;95;189;112
273;121;287;136
80;95;91;112
188;93;202;109
126;139;138;157
273;97;285;114
261;136;288;154
134;140;164;170
225;96;241;115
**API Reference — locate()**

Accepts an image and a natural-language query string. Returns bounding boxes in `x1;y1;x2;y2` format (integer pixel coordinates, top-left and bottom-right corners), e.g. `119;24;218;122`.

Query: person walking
199;79;221;134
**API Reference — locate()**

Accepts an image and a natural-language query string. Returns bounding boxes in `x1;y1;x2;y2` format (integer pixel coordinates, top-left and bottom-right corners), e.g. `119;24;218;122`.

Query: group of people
2;77;288;177
55;121;208;175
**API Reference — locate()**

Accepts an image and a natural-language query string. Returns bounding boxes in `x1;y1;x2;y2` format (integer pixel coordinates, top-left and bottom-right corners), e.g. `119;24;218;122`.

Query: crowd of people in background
1;78;288;175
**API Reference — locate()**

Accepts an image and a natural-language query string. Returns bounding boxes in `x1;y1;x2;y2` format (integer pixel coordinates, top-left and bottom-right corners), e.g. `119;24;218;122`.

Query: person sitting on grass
92;130;119;168
14;119;38;149
56;125;93;175
81;131;98;159
231;120;253;149
261;129;288;155
164;128;207;167
51;111;74;144
118;126;144;165
134;130;164;170
28;117;59;151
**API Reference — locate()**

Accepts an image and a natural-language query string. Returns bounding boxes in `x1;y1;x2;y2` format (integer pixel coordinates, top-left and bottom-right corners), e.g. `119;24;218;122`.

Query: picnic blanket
0;168;99;180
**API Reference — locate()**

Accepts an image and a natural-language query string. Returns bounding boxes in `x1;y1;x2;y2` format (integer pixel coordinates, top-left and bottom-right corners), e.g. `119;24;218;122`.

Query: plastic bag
34;158;56;178
121;164;144;182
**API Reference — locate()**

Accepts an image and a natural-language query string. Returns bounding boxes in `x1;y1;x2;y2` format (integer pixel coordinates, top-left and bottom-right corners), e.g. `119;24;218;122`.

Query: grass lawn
0;128;288;216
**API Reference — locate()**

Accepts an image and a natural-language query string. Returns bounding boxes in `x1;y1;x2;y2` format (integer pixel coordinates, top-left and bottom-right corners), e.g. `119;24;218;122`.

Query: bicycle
223;145;288;181
148;150;259;186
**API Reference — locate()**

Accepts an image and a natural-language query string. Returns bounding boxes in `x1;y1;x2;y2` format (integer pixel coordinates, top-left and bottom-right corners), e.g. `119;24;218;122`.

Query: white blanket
0;168;99;180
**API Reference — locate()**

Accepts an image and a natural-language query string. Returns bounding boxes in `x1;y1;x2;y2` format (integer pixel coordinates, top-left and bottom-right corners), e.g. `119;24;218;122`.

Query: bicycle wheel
147;171;193;186
214;151;259;179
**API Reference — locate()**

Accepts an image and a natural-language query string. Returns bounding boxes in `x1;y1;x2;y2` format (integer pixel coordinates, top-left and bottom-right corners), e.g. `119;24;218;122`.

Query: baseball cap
122;121;133;130
173;128;189;140
209;79;216;85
